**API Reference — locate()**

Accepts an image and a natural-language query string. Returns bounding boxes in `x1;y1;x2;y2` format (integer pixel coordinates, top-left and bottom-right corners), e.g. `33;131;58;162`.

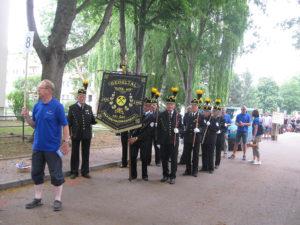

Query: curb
0;161;121;191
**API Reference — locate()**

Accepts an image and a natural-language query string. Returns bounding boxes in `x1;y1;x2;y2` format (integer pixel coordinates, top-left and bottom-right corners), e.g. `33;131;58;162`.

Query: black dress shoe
208;170;214;174
70;174;78;179
169;179;175;184
129;176;137;181
119;164;127;168
192;172;198;177
199;168;207;172
160;177;169;182
82;174;91;178
142;177;149;181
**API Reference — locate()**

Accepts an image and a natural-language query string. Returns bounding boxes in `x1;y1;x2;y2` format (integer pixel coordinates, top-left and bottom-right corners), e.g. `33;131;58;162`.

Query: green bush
7;76;41;119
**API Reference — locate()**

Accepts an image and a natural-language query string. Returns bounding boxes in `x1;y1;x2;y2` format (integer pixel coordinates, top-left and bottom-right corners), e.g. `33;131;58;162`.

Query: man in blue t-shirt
222;108;232;157
229;105;251;160
21;79;70;211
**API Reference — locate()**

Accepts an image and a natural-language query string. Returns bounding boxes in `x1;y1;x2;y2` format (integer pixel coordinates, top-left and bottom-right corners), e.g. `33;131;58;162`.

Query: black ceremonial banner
97;72;147;132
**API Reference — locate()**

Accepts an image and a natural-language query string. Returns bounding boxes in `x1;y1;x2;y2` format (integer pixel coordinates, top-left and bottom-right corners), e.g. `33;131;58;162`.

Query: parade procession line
0;146;122;191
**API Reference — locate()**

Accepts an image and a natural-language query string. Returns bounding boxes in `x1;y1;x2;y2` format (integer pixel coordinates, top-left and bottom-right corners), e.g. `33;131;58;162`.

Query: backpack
257;123;265;136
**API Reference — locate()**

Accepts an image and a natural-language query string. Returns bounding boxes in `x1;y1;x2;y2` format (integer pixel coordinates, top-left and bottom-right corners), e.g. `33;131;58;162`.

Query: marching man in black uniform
128;97;156;181
147;88;161;166
157;87;183;184
182;89;205;177
68;80;97;179
214;99;226;169
200;98;220;174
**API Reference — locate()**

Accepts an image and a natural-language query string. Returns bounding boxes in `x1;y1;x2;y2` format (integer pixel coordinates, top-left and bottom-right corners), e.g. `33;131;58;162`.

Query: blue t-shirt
236;113;251;133
32;98;68;152
223;114;232;132
252;117;260;137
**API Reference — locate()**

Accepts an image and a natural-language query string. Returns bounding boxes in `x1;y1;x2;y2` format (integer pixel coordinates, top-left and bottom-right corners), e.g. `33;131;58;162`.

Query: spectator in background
229;105;251;160
248;109;262;165
222;108;232;158
21;79;70;211
262;112;272;139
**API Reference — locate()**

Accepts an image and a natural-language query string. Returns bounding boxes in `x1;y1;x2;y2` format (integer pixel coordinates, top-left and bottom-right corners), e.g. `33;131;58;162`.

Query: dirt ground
0;131;120;159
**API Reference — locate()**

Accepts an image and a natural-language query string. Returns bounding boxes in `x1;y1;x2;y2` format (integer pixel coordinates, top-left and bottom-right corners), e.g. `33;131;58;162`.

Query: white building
0;0;9;116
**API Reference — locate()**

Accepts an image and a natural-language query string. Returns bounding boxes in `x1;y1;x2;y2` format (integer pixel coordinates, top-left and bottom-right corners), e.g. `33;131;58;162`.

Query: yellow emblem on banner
116;96;127;106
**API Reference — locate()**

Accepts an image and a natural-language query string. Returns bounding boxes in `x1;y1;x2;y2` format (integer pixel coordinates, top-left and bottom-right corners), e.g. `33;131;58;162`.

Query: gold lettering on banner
109;80;138;88
102;111;139;124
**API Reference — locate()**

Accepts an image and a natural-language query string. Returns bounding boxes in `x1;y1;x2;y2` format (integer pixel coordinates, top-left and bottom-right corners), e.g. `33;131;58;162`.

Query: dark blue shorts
235;131;248;144
31;151;65;186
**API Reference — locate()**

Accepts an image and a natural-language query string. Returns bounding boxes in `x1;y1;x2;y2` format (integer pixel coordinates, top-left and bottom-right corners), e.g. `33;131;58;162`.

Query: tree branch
67;0;115;60
76;0;91;14
172;37;187;91
26;0;47;62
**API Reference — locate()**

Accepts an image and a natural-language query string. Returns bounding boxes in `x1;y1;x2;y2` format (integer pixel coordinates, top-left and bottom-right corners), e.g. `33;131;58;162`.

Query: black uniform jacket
201;115;220;143
183;112;206;144
68;103;97;140
157;110;183;145
217;116;227;134
131;112;156;143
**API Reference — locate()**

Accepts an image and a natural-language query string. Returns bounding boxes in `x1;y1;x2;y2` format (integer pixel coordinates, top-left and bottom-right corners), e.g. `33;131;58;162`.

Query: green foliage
34;0;250;106
7;76;41;118
256;77;281;113
228;72;257;107
280;75;300;114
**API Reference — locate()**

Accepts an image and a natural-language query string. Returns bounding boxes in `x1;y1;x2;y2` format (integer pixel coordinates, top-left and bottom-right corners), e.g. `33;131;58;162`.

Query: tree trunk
135;28;145;75
134;0;147;75
185;58;195;106
41;51;67;99
160;36;171;94
119;0;127;66
27;0;115;100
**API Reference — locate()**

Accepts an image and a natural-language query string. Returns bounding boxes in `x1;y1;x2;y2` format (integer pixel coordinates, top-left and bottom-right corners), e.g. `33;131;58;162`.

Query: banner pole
24;53;29;108
128;132;132;181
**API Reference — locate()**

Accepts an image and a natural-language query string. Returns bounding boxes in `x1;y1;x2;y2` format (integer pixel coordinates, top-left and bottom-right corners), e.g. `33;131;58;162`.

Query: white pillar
0;0;9;116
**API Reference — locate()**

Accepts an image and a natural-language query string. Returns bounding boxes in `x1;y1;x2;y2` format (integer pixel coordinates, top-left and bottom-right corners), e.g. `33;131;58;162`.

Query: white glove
206;121;210;126
194;128;200;133
150;122;154;127
155;122;158;127
225;123;228;127
216;130;221;134
174;128;179;134
216;122;219;127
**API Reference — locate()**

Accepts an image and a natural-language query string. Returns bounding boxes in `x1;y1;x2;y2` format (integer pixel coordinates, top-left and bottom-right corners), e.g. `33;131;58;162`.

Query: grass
0;121;120;159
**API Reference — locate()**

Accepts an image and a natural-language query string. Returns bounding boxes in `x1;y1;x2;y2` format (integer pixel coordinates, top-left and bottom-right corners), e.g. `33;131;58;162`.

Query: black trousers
184;141;200;174
147;138;161;165
71;138;91;176
201;134;217;171
121;132;128;167
130;142;148;179
215;133;225;166
161;143;178;179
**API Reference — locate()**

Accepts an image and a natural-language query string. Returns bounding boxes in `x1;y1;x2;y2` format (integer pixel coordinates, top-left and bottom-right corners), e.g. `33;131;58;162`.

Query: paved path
0;132;300;225
0;145;122;190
